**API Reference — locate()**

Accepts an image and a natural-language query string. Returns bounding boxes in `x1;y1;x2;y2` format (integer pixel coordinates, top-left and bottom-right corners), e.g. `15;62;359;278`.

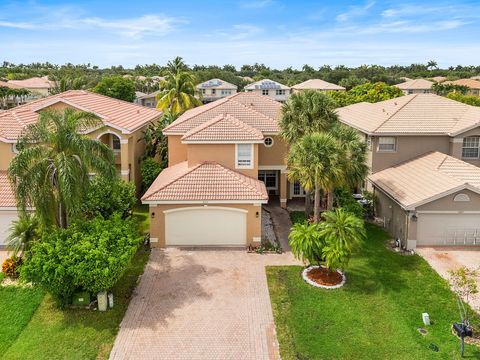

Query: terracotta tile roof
395;79;433;90
163;92;280;135
196;79;238;90
431;76;447;83
444;79;480;89
471;76;480;81
0;90;162;140
8;76;55;89
244;79;290;90
369;152;480;209
337;93;480;136
0;171;16;207
182;114;264;142
292;79;345;91
0;81;23;90
141;161;268;202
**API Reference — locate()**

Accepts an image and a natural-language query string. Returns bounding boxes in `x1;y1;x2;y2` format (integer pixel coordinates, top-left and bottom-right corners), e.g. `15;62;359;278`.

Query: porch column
280;171;287;209
120;138;130;182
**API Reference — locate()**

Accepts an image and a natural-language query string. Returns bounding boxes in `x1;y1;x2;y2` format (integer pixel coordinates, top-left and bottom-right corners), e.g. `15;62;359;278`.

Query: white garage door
0;211;18;247
417;213;480;246
165;207;247;246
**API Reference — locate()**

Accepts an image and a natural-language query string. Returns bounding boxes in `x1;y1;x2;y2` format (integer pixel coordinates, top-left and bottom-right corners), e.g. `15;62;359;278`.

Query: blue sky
1;0;480;68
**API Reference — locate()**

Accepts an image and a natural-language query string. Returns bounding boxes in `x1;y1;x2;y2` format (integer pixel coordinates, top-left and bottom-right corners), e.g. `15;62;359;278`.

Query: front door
258;170;278;195
291;181;306;197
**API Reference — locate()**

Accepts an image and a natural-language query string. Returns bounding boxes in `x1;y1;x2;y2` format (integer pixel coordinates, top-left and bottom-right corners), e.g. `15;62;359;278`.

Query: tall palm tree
287;133;344;222
280;90;339;214
8;108;116;228
164;56;189;76
156;71;201;116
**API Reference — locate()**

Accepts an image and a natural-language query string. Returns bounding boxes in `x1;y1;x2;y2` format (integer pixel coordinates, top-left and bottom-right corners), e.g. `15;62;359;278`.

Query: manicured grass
0;284;44;354
289;211;307;225
133;203;150;235
2;246;150;360
267;223;480;360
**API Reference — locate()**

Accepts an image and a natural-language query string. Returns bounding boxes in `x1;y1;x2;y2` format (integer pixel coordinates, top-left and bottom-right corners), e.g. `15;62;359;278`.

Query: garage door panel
165;207;247;246
417;213;480;246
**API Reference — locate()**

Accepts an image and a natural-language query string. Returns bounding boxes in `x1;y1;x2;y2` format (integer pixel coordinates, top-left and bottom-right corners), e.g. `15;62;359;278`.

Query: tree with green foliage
329;82;403;107
156;70;201;116
447;92;480;107
289;222;324;265
6;214;40;258
432;82;469;96
141;158;163;191
92;76;136;102
8;109;116;228
21;214;141;308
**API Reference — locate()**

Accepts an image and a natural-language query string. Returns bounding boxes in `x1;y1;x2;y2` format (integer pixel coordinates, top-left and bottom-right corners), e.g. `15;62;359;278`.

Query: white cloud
336;1;375;22
230;24;263;40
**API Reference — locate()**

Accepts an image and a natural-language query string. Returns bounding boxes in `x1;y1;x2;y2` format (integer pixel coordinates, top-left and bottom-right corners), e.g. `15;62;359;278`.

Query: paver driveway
110;248;299;360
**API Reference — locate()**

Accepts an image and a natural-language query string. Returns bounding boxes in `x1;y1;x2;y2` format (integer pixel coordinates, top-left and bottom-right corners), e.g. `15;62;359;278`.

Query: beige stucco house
244;79;290;102
444;79;480;97
337;93;480;249
8;76;56;98
395;79;433;94
291;79;345;92
196;79;238;103
142;92;305;248
0;90;162;247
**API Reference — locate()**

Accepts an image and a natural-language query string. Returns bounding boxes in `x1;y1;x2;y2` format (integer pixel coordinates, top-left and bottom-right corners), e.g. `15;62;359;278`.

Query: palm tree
164;56;189;76
6;214;40;257
156;71;201;116
319;208;366;272
8;108;116;228
287;133;344;222
280;90;339;214
289;221;324;265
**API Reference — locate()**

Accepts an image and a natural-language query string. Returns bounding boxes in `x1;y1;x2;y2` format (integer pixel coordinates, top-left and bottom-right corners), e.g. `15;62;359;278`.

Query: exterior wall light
151;212;155;219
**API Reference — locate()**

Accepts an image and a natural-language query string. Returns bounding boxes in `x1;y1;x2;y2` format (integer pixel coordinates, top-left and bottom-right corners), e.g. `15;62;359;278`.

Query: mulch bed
306;267;343;286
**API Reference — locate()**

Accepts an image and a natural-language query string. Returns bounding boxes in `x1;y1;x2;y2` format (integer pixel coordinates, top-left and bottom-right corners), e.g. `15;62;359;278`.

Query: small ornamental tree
93;76;136;102
449;267;479;323
21;214;141;308
289;222;325;265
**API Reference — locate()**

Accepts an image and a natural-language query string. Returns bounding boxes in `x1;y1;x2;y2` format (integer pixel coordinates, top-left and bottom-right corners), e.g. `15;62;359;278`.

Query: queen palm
156;71;201;116
8;108;116;228
280;90;339;214
287;133;344;222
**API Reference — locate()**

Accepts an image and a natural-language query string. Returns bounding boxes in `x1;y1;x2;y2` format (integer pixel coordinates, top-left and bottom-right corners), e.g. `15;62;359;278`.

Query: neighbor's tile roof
196;78;238;90
0;90;162;140
336;93;480;136
163;92;281;135
8;76;55;89
431;76;447;83
369;152;480;209
0;171;16;207
141;161;268;202
471;76;480;81
395;79;434;90
0;80;23;90
182;113;264;142
244;79;290;90
444;79;480;89
291;79;345;91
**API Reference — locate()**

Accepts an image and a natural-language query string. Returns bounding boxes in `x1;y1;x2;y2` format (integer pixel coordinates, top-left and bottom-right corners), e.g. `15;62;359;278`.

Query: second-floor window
200;89;206;94
462;136;480;159
112;136;121;152
378;137;396;152
236;144;253;168
276;89;286;96
211;89;216;95
262;89;269;96
221;90;232;95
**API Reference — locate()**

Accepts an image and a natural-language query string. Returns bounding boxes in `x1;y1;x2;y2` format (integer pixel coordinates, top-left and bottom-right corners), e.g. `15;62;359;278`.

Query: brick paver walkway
110;248;300;360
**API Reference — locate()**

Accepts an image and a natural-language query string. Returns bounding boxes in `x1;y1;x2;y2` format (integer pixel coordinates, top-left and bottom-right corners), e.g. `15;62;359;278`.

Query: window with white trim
276;89;286;96
462;136;480;159
262;89;269;96
378;137;396;152
211;89;216;95
112;135;121;151
236;144;253;168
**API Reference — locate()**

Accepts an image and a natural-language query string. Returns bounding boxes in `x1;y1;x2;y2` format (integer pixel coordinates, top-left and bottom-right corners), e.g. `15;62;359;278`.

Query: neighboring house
431;76;447;83
370;152;480;248
244;79;291;102
134;91;147;105
337;93;480;249
471;76;480;81
394;79;434;94
0;80;28;108
444;79;480;97
291;79;345;92
136;90;160;108
8;76;55;97
142;92;304;248
0;90;162;247
196;79;238;103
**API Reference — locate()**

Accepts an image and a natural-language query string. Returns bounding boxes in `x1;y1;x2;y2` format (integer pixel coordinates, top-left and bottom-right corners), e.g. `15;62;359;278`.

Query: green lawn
0;245;150;360
133;203;150;235
267;223;480;360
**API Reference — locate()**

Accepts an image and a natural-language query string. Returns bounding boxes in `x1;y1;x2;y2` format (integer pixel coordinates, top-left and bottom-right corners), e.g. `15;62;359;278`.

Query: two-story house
244;79;291;102
394;79;433;94
142;92;305;248
337;93;480;249
196;79;238;103
0;90;162;247
291;79;345;93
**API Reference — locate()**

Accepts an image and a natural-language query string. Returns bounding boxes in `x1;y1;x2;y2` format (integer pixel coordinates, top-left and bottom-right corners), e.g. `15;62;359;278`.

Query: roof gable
244;79;290;90
395;79;433;90
196;79;238;90
292;79;345;91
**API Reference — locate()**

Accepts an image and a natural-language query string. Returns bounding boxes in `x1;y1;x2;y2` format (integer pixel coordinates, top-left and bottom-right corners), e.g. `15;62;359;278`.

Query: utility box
97;291;108;312
72;291;91;307
422;313;430;326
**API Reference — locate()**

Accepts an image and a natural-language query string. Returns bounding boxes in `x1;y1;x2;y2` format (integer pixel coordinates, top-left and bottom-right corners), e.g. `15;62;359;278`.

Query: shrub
83;177;136;219
21;214;141;308
141;158;162;191
447;92;480;107
2;256;23;278
289;222;325;265
334;188;365;218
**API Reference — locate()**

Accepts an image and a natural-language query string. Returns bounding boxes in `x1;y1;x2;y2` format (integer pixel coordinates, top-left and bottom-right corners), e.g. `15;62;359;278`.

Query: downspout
404;210;410;250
